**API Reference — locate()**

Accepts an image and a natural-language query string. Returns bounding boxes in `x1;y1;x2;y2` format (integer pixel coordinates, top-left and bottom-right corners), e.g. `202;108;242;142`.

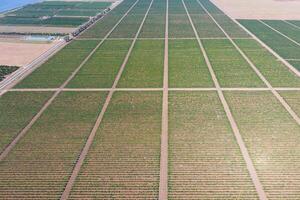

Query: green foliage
169;39;213;87
168;91;258;198
235;39;300;87
203;39;265;87
0;91;107;199
16;40;99;88
68;92;162;199
0;92;52;152
0;65;19;81
67;40;132;88
118;40;164;87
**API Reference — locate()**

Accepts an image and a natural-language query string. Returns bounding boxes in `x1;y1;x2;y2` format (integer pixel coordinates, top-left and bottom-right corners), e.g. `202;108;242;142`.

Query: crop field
0;1;111;27
0;0;300;199
239;19;300;71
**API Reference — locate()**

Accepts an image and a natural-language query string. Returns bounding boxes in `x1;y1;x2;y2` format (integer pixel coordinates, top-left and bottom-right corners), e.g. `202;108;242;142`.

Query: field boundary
6;87;300;92
0;0;140;162
198;1;300;125
183;0;268;199
75;37;253;40
60;0;154;199
158;0;168;199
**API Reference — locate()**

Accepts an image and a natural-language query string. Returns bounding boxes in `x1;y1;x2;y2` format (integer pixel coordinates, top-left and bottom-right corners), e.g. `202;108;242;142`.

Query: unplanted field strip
75;37;253;40
0;0;140;162
199;2;300;125
60;0;154;199
7;87;300;92
158;0;168;199
183;0;267;199
259;20;300;47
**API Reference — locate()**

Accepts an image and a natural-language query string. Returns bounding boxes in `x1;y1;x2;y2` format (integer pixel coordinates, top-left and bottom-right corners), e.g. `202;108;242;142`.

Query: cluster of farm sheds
64;2;120;42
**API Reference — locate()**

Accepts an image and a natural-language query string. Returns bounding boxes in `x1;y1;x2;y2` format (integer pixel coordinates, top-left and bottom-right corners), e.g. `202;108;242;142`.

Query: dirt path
158;0;169;199
0;0;140;162
7;87;300;92
183;0;268;199
76;37;252;40
200;2;300;125
60;0;154;199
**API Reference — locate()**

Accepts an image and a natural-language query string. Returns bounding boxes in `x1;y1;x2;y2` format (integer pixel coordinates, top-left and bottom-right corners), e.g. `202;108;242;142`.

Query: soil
211;0;300;20
0;40;59;66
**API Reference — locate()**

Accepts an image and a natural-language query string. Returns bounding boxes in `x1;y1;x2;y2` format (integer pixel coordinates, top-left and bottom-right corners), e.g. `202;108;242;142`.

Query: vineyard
0;0;300;199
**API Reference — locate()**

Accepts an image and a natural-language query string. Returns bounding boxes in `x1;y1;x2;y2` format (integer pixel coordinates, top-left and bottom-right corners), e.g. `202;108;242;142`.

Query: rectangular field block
118;40;164;88
67;40;132;88
15;40;99;88
190;14;225;38
169;0;187;14
139;14;165;38
202;39;265;87
169;39;213;87
109;14;146;38
0;92;52;152
168;91;258;199
225;91;300;199
68;92;162;199
234;39;300;87
0;91;107;200
169;14;195;38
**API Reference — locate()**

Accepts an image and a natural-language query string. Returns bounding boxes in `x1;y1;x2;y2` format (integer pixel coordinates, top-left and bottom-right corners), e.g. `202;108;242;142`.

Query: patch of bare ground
0;25;75;34
211;0;300;20
0;40;60;66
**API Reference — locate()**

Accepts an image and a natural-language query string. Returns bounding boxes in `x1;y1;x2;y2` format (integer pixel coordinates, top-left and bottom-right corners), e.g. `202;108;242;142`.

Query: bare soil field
0;40;60;66
0;25;75;34
211;0;300;20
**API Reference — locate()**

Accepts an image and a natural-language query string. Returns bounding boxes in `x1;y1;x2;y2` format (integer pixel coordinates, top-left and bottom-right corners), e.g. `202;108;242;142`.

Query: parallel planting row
0;0;300;199
239;19;300;71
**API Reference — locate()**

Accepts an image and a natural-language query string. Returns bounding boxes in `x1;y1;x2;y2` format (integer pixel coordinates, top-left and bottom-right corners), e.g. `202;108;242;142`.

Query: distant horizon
0;0;41;13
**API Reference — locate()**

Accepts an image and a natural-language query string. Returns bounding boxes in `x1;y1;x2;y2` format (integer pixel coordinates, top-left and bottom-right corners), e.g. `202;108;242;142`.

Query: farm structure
0;0;300;199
